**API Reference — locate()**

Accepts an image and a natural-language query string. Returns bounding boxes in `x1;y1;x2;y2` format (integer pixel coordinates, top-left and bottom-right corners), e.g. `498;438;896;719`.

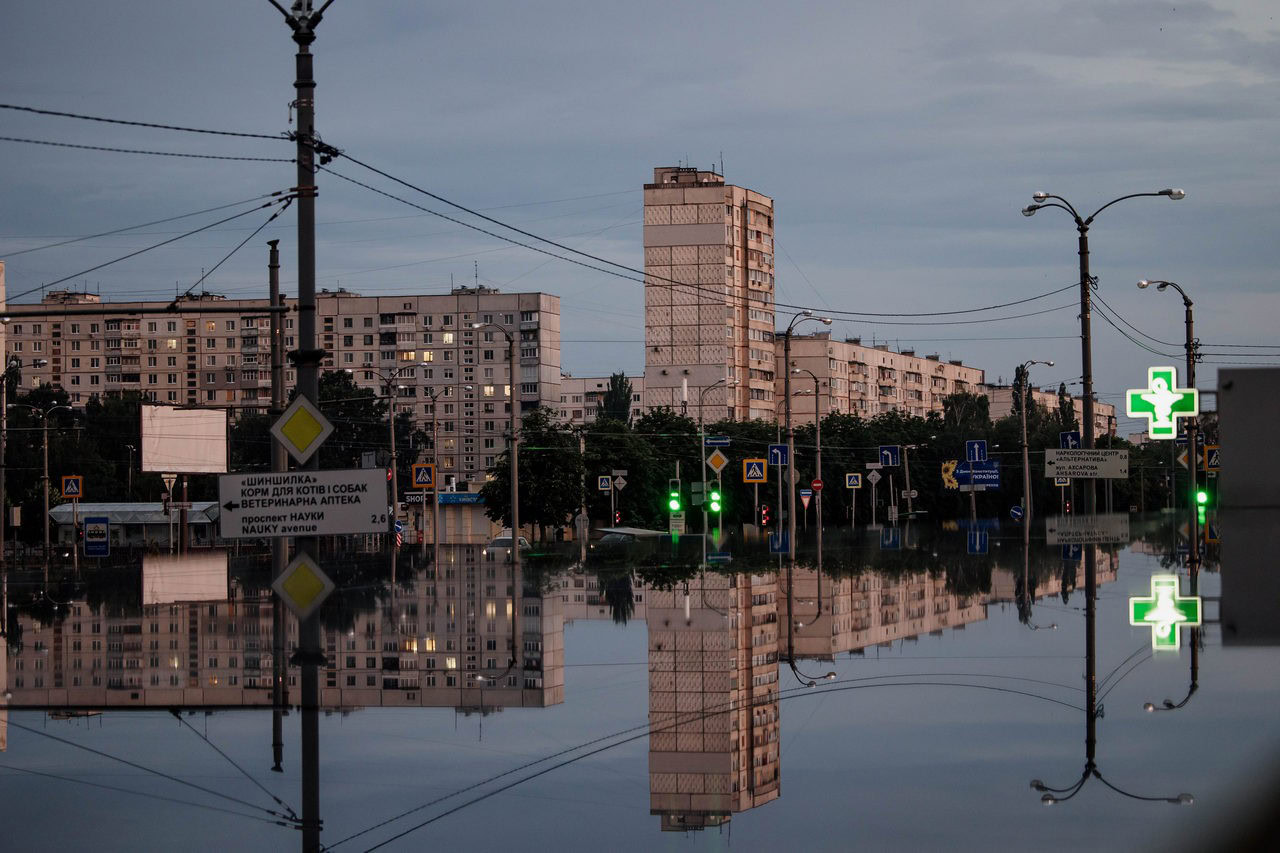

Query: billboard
142;552;229;605
141;405;228;473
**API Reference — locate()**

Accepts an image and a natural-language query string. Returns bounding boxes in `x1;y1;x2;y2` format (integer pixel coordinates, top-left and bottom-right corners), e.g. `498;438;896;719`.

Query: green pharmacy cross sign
1127;366;1198;440
1130;574;1202;650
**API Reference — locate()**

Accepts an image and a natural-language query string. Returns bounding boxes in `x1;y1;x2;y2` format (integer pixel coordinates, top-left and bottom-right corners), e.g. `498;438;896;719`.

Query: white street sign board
219;468;389;539
1045;449;1129;480
1045;513;1131;545
866;470;882;485
669;511;686;534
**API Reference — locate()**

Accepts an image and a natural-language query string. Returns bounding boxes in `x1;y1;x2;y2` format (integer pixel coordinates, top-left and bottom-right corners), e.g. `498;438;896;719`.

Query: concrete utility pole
268;239;286;774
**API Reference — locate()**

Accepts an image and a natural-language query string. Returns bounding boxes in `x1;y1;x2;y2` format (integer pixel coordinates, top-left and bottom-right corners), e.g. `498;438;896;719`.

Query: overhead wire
0;136;293;162
0;103;290;141
176;197;294;301
170;709;298;821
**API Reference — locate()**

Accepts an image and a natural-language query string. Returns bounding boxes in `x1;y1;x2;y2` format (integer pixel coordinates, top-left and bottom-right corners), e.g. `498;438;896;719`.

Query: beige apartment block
778;332;985;424
985;385;1117;437
643;166;776;423
558;373;645;427
2;284;560;488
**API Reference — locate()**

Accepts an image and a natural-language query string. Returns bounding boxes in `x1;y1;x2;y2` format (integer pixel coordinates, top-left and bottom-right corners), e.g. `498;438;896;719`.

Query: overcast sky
2;0;1277;433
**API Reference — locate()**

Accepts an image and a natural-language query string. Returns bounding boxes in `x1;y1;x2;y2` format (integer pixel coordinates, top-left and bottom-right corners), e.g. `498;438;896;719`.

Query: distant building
557;373;645;427
643;166;776;422
985;385;1117;437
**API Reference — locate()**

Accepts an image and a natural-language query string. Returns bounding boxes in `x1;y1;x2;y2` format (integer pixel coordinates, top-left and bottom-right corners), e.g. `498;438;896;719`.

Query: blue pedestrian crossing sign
742;459;768;483
845;472;862;489
966;530;989;555
966;440;987;463
768;444;789;466
411;463;436;489
1060;431;1082;449
597;475;612;491
1203;445;1220;471
61;475;83;500
879;445;901;467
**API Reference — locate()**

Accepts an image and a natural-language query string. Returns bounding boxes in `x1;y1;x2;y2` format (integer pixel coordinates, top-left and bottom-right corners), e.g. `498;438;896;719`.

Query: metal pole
42;414;49;560
1184;295;1199;572
268;240;286;774
1077;223;1097;764
815;385;822;563
507;333;522;689
432;403;439;572
903;445;914;518
1021;370;1031;522
1;369;7;568
387;380;398;550
784;331;795;562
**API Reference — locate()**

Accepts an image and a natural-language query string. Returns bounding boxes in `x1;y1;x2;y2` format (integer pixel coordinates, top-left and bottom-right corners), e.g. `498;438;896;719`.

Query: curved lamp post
783;563;837;688
8;402;73;560
1031;765;1193;805
782;310;832;562
1016;359;1054;531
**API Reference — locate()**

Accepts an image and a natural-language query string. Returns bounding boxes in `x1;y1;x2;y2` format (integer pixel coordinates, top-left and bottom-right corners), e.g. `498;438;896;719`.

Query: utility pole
268;239;286;775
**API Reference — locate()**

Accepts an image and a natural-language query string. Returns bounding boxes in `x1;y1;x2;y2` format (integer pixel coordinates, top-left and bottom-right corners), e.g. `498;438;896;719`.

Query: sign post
845;472;861;529
866;468;882;526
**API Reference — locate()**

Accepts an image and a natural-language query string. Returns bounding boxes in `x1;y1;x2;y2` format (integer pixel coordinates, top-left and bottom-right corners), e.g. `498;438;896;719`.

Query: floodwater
2;515;1277;852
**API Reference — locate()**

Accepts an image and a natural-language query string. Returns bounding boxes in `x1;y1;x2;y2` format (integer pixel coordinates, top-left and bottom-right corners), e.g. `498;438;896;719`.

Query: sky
1;0;1277;435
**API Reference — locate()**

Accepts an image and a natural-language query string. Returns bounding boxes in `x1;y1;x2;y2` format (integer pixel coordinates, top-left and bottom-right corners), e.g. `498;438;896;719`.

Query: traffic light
614;510;622;525
1196;482;1213;524
667;479;682;513
760;503;771;527
708;488;722;514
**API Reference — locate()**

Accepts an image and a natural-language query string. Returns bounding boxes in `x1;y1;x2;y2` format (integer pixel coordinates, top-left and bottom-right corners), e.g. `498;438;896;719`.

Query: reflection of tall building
647;572;780;831
1;627;7;752
5;548;562;711
555;571;648;624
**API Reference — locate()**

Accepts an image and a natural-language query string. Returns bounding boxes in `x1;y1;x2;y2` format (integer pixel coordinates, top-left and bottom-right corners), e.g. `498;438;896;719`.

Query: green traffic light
709;489;722;513
668;492;682;512
1195;489;1209;505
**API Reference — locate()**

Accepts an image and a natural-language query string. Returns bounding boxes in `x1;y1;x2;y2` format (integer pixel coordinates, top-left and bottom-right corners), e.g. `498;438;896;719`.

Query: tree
599;373;634;424
1056;382;1078;433
480;407;584;541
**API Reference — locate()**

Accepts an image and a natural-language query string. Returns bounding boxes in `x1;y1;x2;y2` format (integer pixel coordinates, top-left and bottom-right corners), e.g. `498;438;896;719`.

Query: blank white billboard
141;405;228;473
142;552;229;605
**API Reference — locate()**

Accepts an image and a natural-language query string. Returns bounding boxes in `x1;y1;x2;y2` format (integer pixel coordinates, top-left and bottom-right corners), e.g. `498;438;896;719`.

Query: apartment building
779;332;985;423
557;373;645;427
985;385;1117;437
643;166;776;423
2;284;561;488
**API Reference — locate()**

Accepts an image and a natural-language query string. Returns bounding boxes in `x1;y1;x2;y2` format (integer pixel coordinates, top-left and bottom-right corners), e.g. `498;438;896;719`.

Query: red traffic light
614;510;621;525
760;503;771;527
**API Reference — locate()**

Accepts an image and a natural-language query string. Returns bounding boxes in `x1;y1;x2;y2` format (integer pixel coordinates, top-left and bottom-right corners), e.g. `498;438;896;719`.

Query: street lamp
472;323;520;579
782;564;836;688
8;402;73;559
698;378;736;568
363;365;416;549
793;368;824;571
424;384;472;566
782;310;832;562
1022;187;1184;720
1017;359;1055;530
1137;279;1199;571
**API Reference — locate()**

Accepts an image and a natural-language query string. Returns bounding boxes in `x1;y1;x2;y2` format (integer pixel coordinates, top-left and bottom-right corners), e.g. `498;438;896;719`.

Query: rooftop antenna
719;151;724;177
474;260;478;288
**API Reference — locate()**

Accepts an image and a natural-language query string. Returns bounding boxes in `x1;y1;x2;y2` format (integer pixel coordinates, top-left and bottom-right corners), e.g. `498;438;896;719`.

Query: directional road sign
1046;513;1130;545
956;460;1001;488
1045;449;1128;479
1127;366;1198;440
272;550;335;621
1059;431;1082;450
706;449;729;474
1176;448;1189;469
704;435;731;447
769;530;790;554
83;516;109;557
768;444;789;466
966;530;989;555
1010;505;1024;521
743;459;768;483
61;475;83;500
845;472;862;489
218;468;391;539
271;396;335;465
879;445;901;467
866;470;882;485
1130;574;1202;650
879;527;901;550
412;463;436;489
1203;445;1220;472
1061;544;1083;562
597;475;612;492
965;440;987;463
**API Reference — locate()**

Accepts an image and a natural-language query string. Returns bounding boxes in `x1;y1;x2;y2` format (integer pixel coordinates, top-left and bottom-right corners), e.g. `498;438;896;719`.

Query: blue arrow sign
879;527;901;550
1010;505;1024;521
1061;543;1082;562
1059;431;1081;450
966;530;989;555
768;444;789;466
879;445;901;467
769;531;790;554
703;435;731;447
966;440;987;463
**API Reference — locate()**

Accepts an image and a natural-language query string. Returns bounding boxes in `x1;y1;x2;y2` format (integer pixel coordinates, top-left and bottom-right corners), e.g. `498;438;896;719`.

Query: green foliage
480;407;585;540
599;373;634;424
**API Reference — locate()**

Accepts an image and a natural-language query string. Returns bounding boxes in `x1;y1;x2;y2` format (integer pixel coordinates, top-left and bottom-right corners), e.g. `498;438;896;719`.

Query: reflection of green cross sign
1127;366;1198;440
1130;575;1201;650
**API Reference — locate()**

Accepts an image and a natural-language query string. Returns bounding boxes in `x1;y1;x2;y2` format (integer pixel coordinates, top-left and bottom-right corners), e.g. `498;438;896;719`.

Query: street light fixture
792;368;825;572
472;322;520;580
1016;359;1055;531
8;402;73;560
1136;279;1199;572
364;365;417;549
697;378;736;568
782;310;832;562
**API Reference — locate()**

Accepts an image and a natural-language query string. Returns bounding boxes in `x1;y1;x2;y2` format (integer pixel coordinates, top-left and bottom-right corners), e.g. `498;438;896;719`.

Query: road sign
1054;476;1070;487
887;505;899;523
743;459;767;483
83;516;109;558
956;459;1001;488
879;527;901;550
611;469;628;477
1045;513;1130;545
703;435;731;447
669;511;686;534
845;473;862;489
412;463;436;489
1127;366;1198;440
965;440;987;463
1205;520;1220;544
768;444;789;466
1176;448;1189;469
1045;449;1129;479
597;475;612;492
866;470;882;485
1061;544;1083;562
812;478;824;492
966;530;989;555
162;473;177;491
769;530;790;554
879;445;901;467
707;551;733;563
218;468;391;539
271;396;335;465
60;475;83;500
613;476;627;491
272;550;335;621
799;489;812;510
706;449;729;473
1203;445;1220;471
1010;505;1024;521
1059;431;1082;450
1130;574;1202;650
901;489;918;499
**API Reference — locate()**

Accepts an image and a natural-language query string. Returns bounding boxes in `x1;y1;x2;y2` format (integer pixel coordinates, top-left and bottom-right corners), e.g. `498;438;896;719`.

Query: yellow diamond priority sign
273;551;335;621
271;396;334;465
707;449;729;474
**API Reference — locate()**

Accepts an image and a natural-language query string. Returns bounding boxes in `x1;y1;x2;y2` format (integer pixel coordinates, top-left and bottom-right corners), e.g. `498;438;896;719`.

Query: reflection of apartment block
988;548;1120;602
647;572;780;830
1;632;7;751
643;167;776;423
985;385;1117;437
557;374;646;427
780;333;985;421
554;571;647;624
4;285;560;488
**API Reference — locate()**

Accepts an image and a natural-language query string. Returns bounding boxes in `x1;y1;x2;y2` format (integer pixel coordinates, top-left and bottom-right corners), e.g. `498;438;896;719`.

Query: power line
176;198;294;301
0;136;293;163
1092;293;1181;347
0;103;289;141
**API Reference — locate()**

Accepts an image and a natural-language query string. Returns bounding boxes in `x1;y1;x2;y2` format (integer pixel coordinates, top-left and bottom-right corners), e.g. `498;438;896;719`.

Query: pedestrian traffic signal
760;503;771;527
708;489;722;514
614;510;622;525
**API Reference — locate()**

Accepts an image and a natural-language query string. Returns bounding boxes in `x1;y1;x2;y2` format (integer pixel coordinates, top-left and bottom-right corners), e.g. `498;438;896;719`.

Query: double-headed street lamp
782;310;831;561
1016;359;1055;530
1137;279;1200;571
792;368;824;568
472;322;520;577
8;401;73;559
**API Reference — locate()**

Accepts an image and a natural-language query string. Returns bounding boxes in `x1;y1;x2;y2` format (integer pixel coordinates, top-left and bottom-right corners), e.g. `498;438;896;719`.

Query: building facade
985;385;1117;437
2;285;561;488
779;333;986;423
643;167;776;423
557;373;645;427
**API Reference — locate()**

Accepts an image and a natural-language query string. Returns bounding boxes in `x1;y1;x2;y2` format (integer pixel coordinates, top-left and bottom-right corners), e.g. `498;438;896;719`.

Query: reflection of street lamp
1032;766;1193;805
782;564;836;687
782;310;831;562
8;402;73;559
124;444;136;500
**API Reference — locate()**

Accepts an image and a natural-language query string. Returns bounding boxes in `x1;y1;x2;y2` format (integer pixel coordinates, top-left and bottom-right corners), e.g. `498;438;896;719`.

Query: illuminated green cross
1127;366;1198;440
1130;575;1201;650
